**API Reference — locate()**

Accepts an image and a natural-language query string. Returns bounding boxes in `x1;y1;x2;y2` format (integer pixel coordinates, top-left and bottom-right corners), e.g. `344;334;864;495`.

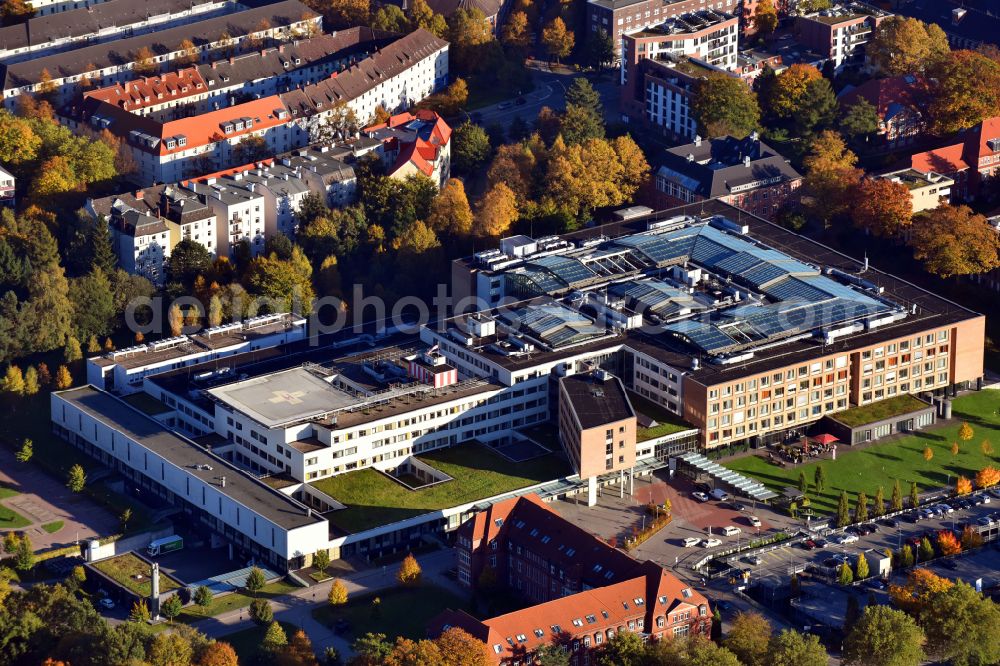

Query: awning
812;434;838;445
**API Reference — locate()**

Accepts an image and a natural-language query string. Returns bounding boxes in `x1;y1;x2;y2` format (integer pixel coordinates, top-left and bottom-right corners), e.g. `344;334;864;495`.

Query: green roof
829;394;930;428
310;443;570;534
628;391;695;441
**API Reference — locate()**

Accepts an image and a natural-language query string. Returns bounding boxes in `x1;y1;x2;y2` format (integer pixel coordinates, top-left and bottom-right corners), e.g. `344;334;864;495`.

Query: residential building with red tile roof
909;117;1000;200
363;109;452;187
84;68;209;115
437;494;711;664
839;75;925;147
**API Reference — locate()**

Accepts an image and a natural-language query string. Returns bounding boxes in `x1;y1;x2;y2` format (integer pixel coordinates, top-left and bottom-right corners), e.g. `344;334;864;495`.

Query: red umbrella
813;434;838;446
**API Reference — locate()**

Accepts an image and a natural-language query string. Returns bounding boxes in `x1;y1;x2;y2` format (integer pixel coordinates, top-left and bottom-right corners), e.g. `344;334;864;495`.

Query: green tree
560;103;605;145
66;464;86;492
919;536;935;562
408;0;447;37
160;595;182;623
891;479;903;512
261;621;287;653
870;486;885;518
15;438;32;462
169;239;213;286
370;4;408;31
839;563;854;585
910;481;920;508
14;534;34;572
452;121;491;175
64;335;82;363
768;629;828;666
845;594;862;633
900;544;915;568
837;490;851;527
536;643;570;666
723;612;772;666
1;364;24;395
585;29;615;70
353;632;393;663
841;98;879;143
314;549;330;573
814;465;826;492
597;630;646;666
243;246;315;311
70;268;116;342
691;73;760;137
798;470;808;494
119;506;132;532
921;580;1000;666
90;217;116;274
245;566;266;596
843;606;925;666
193;585;213;612
22;366;38;395
249;598;272;626
130;598;152;623
855;492;869;523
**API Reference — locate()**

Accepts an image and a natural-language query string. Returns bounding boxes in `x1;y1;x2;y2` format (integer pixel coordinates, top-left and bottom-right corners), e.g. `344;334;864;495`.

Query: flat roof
208;367;363;428
57;386;323;530
561;373;635;429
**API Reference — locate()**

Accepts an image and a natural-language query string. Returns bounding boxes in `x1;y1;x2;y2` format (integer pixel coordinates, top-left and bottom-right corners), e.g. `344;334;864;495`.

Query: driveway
0;446;118;550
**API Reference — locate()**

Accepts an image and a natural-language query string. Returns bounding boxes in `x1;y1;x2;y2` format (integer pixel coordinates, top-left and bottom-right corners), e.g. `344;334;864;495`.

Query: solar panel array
530;255;598;286
506;302;608;349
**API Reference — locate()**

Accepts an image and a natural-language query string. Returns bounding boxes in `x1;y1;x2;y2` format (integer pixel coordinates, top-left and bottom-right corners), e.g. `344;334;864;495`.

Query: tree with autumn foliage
132;46;157;76
800;131;861;227
752;0;778;36
956;476;972;496
977;466;1000;489
396;553;422;586
937;530;961;556
924;50;1000;135
503;11;531;49
960;525;983;551
408;0;447;37
542;17;574;63
197;641;239;666
867;17;949;75
312;0;370;28
690;73;761;138
427;178;473;235
889;568;954;616
853;177;913;238
475;182;518;238
958;422;974;442
908;205;1000;278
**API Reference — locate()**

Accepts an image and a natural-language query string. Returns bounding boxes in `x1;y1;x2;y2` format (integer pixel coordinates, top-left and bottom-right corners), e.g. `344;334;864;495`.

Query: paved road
191;549;459;657
470;71;619;132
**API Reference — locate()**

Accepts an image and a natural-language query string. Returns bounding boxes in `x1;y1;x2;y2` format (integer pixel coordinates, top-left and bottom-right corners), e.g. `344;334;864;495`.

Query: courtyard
726;390;1000;516
91;552;182;598
311;443;570;534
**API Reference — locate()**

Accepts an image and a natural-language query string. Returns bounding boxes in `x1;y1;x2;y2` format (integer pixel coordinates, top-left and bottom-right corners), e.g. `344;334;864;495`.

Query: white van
710;488;729;501
722;525;742;537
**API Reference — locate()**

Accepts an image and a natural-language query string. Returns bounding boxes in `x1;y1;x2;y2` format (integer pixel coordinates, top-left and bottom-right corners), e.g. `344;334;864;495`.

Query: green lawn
628;392;695;441
311;585;467;641
91;553;181;597
177;580;299;623
829;394;929;428
726;391;1000;515
0;504;31;529
41;520;64;533
311;443;570;534
218;621;299;663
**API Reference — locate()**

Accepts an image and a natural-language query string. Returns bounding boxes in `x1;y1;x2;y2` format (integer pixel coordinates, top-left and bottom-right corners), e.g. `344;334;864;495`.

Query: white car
98;598;115;610
682;537;702;548
748;516;762;527
692;491;710;502
939;504;955;514
702;538;722;548
837;533;859;545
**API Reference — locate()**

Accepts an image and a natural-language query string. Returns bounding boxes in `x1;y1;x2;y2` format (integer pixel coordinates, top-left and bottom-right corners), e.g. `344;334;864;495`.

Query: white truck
147;535;183;557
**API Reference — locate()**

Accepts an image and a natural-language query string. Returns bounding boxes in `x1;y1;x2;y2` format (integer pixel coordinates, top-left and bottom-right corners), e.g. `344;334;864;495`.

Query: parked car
941;559;959;570
837;533;859;545
497;101;514;110
692;491;710;502
702;538;722;548
990;487;1000;499
98;598;115;610
722;526;742;537
865;578;886;590
801;539;817;550
715;600;734;612
710;488;730;502
881;518;899;528
748;516;762;527
939;504;955;514
813;538;828;549
682;537;702;548
744;554;762;565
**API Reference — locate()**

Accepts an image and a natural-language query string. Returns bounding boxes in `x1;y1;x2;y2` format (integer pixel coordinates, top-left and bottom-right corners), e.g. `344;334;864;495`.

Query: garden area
312;585;467;641
628;392;696;441
176;580;299;623
219;621;300;663
91;552;182;597
726;391;1000;516
310;443;569;533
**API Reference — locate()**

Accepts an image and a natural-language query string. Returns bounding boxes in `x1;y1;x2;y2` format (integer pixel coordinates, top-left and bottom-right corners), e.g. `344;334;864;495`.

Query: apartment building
0;0;320;108
621;53;732;140
620;9;740;86
0;164;14;207
436;493;712;664
28;0;109;16
653;134;802;220
795;2;891;72
587;0;741;59
0;0;239;64
877;169;953;213
81;28;397;120
838;75;924;147
363;109;452;188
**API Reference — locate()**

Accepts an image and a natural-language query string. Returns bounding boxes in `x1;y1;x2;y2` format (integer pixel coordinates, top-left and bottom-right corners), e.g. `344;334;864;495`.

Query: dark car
941;559;959;570
813;538;828;549
515;96;527;106
715;600;734;612
865;578;887;590
333;618;352;635
801;539;817;550
881;518;899;528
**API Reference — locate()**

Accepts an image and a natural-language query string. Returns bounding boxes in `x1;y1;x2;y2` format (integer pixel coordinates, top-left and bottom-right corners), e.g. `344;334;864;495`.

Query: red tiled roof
364;109;451;179
84;68;207;112
183;159;276;186
911;143;970;175
965;116;1000;165
840;75;922;121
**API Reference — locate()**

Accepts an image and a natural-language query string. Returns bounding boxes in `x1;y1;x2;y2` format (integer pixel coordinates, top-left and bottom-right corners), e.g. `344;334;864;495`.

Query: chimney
135;189;144;199
744;155;750;167
229;56;235;65
278;44;284;53
220;475;226;488
212;61;218;69
687;153;694;162
694;134;702;147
